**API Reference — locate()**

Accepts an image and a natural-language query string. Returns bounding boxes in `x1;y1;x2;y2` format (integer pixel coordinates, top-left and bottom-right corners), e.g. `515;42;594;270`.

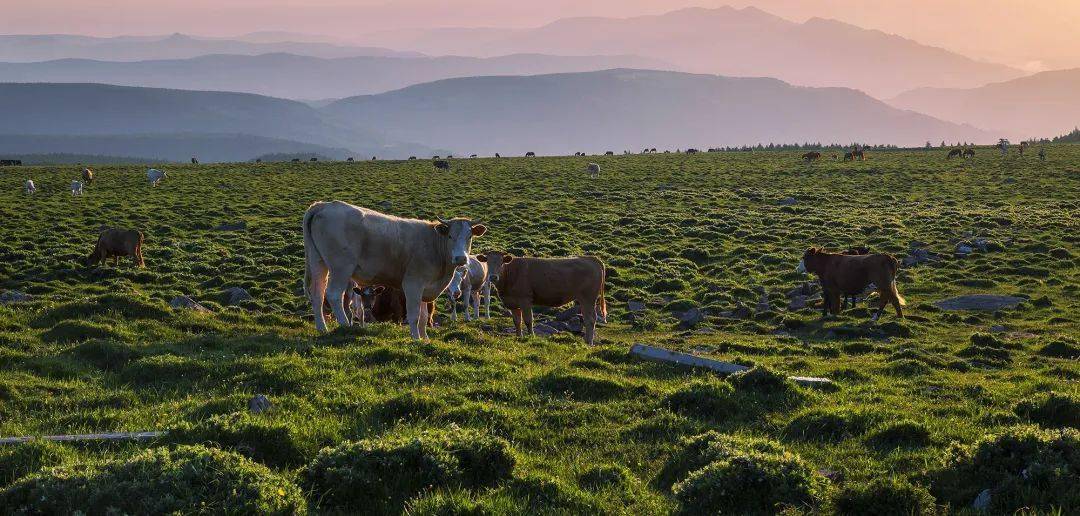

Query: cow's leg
820;289;831;318
581;297;598;345
462;283;473;322
402;281;425;341
418;302;430;340
325;273;352;328
512;309;523;336
872;295;887;322
449;293;458;321
523;306;534;336
308;263;330;333
471;291;481;320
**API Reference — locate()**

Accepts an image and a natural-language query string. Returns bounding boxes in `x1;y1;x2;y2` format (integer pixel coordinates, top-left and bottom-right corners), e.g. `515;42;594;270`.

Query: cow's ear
435;223;449;236
352;287;363;295
471;224;487;237
503;255;514;264
475;254;487;262
373;286;386;295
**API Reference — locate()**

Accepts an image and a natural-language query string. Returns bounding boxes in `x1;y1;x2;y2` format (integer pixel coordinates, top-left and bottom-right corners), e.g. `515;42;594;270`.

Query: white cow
24;179;36;194
147;168;166;186
303;201;486;340
70;180;83;195
587;163;600;178
446;255;488;321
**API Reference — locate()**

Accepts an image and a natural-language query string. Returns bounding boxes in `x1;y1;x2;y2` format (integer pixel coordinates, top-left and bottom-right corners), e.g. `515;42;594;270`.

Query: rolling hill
0;134;356;163
324;69;991;155
0;83;441;160
355;6;1023;97
0;33;418;62
888;68;1080;139
0;52;671;99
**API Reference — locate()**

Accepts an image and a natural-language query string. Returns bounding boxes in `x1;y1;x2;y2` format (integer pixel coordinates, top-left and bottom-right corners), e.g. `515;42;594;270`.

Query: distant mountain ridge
324;68;991;155
888;68;1080;139
0;33;419;62
0;83;442;160
0;52;672;99
354;6;1023;97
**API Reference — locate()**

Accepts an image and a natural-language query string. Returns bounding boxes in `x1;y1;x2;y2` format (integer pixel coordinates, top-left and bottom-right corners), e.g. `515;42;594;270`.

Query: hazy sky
4;1;1079;70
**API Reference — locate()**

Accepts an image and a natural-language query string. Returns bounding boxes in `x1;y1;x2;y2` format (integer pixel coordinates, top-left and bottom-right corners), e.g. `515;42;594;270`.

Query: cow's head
353;285;385;308
797;247;825;274
434;217;486;266
476;251;514;283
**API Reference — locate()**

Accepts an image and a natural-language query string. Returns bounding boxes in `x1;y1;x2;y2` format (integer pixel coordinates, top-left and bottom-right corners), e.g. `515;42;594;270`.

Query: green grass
0;148;1077;514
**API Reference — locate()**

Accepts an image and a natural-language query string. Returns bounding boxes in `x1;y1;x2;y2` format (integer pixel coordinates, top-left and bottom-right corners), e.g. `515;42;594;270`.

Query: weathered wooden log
0;431;165;445
628;343;831;386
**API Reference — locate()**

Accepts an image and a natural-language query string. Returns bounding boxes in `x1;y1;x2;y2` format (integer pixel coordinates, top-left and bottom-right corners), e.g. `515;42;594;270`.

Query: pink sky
4;1;1079;69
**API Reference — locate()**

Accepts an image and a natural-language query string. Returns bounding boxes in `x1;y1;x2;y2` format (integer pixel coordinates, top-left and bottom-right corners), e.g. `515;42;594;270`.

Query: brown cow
947;148;963;159
477;252;607;344
797;248;905;321
86;228;144;267
802;152;821;162
82;168;94;184
369;287;436;327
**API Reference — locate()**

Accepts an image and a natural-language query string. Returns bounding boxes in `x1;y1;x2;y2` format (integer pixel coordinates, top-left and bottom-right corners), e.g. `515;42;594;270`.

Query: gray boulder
214;221;246;231
248;394;272;414
223;287;252;306
627;301;647;312
0;290;33;304
934;295;1024;311
170;295;210;312
676;308;706;328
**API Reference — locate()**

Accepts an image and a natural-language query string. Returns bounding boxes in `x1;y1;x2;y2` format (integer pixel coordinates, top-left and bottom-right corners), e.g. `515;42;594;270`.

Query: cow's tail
597;261;609;323
888;255;907;306
302;202;327;301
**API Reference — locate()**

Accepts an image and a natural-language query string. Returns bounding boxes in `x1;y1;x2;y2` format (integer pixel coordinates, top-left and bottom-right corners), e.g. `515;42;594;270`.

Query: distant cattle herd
11;143;1047;343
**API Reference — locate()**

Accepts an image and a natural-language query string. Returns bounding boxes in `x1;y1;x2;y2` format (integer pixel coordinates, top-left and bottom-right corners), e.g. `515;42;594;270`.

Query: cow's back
307;201;422;286
507;256;604;307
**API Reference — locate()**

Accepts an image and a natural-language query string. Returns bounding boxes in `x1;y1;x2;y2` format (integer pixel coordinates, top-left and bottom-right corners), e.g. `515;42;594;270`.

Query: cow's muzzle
451;255;467;266
488;274;499;283
795;259;806;274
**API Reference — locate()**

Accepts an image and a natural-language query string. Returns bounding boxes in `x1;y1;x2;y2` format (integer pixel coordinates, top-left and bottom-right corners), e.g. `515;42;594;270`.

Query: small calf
71;180;84;195
86;228;145;267
24;179;36;194
586;163;600;177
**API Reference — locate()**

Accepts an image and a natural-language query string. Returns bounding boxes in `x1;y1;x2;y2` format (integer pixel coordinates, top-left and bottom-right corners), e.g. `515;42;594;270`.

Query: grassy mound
1013;391;1079;429
931;426;1080;513
302;428;515;512
168;412;317;467
784;407;880;442
865;420;932;450
831;478;937;516
665;433;827;514
0;440;71;486
532;369;634;402
665;378;737;420
0;445;305;514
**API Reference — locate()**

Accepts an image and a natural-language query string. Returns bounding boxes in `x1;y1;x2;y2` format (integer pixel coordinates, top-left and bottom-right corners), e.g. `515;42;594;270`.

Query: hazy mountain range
0;33;419;62
0;83;442;161
353;6;1024;97
0;52;671;99
888;68;1080;139
0;70;990;162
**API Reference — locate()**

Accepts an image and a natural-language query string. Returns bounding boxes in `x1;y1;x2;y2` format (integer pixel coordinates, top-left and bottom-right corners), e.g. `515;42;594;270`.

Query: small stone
533;323;560;336
0;290;33;304
788;296;808;310
554;307;579;322
756;291;771;314
777;196;798;206
248;394;272;414
223;287;252;306
676;308;705;329
170;295;210;312
934;295;1024;311
955;244;974;256
627;301;646;312
972;489;991;510
989;325;1007;333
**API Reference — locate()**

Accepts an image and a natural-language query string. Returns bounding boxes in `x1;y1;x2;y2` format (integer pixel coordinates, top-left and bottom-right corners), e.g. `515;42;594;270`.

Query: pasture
0;148;1077;514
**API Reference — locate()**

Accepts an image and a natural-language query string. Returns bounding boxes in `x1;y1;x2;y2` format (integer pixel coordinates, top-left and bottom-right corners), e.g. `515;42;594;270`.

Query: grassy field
0;148;1076;514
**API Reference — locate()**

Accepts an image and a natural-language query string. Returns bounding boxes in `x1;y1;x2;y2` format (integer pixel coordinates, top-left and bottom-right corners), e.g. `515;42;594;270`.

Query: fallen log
628;343;831;387
0;431;165;445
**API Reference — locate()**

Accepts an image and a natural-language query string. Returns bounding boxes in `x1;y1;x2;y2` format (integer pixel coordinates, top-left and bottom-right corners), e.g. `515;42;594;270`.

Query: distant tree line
1051;127;1080;144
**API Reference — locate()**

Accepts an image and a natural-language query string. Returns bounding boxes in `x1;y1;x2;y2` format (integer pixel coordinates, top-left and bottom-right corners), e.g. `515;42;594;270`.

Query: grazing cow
586;163;600;177
796;248;905;321
605;151;614;156
310;158;318;162
947;148;963;159
447;155;453;159
802;152;821;162
831;153;839;160
70;180;84;195
372;156;377;161
446;256;488;321
303;201;486;340
146;168;166;187
255;159;263;163
526;152;536;157
434;160;451;170
191;157;199;164
86;228;145;267
843;152;854;161
1019;142;1027;156
24;179;36;194
82;168;94;184
852;150;865;161
292;158;301;162
963;148;975;159
1038;147;1046;161
347;157;354;162
470;154;477;158
477;252;608;344
495;153;501;158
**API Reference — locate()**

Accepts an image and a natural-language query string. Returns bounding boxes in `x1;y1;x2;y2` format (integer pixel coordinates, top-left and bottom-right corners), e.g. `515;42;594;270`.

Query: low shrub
832;477;937;516
0;445;305;514
665;378;737;420
0;440;70;486
578;464;637;493
865;420;932;450
303;428;515;512
1038;338;1079;359
930;426;1080;513
654;431;787;490
1013;391;1079;429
